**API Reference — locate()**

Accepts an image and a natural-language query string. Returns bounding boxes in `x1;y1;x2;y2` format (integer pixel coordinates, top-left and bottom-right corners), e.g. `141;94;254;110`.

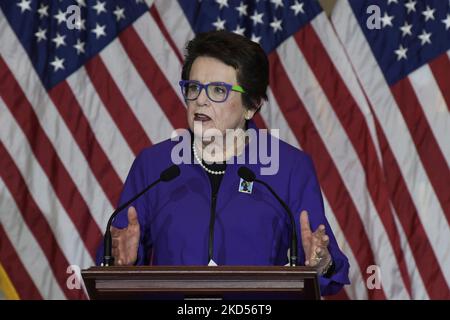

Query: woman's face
186;56;255;139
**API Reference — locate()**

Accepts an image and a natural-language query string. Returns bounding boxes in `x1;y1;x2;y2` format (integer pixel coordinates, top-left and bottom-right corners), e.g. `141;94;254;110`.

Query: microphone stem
103;178;161;266
255;179;298;266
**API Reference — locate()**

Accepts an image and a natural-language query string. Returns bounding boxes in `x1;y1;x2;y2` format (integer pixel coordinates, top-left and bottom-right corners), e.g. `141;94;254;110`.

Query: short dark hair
181;31;269;111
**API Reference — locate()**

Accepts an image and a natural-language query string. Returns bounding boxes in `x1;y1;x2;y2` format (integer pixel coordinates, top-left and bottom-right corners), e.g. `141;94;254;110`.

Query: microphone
102;165;180;266
238;166;298;266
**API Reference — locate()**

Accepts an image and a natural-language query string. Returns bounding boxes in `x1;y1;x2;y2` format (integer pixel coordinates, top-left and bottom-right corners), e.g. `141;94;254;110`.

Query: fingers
306;247;330;268
113;242;127;266
299;210;332;268
111;246;123;265
314;224;326;237
321;234;330;247
313;226;329;247
127;206;139;227
300;210;311;235
110;226;119;237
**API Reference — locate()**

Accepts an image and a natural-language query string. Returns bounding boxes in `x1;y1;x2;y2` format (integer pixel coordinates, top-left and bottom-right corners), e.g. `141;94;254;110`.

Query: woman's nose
195;87;210;106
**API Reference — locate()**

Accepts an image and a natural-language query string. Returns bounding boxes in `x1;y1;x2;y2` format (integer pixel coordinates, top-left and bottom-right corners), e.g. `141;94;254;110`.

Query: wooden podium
81;266;320;300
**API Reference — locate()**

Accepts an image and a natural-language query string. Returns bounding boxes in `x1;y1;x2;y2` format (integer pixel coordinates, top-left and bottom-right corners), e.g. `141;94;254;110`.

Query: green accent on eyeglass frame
231;85;245;93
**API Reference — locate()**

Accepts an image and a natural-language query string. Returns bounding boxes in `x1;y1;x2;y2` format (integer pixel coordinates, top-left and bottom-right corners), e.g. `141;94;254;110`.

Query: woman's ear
245;104;261;120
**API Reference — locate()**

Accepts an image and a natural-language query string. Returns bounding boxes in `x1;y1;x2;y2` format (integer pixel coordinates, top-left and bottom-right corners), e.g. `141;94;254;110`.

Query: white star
400;22;412;37
270;0;284;9
91;23;106;39
404;0;416;14
93;1;107;15
215;0;228;9
235;2;247;17
290;1;305;15
422;6;435;22
74;39;85;55
52;33;66;48
387;0;398;4
54;10;66;25
250;10;264;26
75;18;86;30
113;6;125;21
251;34;261;44
394;44;408;61
50;56;65;72
233;25;245;36
270;17;283;33
443;14;450;30
17;0;31;13
34;28;47;42
418;30;432;45
380;12;394;28
76;0;86;7
37;4;48;18
212;17;226;30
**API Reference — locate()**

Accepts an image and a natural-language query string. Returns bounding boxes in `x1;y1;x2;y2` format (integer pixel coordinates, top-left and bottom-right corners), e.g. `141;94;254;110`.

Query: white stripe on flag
66;67;134;182
332;0;450;286
408;64;450;165
391;208;429;299
0;179;66;300
133;12;186;105
310;13;383;164
262;88;301;149
0;12;111;238
154;0;195;58
277;36;410;299
99;39;174;144
144;0;154;8
0;97;93;270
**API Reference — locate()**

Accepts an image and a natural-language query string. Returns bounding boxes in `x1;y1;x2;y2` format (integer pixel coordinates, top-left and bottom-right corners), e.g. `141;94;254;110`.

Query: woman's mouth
194;113;212;122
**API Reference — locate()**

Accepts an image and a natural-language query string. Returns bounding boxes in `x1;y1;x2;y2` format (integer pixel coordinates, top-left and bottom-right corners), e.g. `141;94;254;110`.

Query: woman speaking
96;31;350;296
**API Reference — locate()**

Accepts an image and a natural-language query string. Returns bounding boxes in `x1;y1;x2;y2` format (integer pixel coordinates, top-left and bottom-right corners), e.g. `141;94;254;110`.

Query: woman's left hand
300;210;332;275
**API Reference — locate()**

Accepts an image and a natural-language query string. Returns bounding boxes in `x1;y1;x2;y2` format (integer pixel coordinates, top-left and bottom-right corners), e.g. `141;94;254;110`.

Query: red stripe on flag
0;225;42;299
48;81;123;207
253;113;268;130
391;79;450;221
149;6;184;64
269;52;386;299
373;119;450;299
324;288;350;300
294;24;412;296
0;142;86;300
119;26;188;130
85;55;153;155
0;57;101;259
429;53;450;112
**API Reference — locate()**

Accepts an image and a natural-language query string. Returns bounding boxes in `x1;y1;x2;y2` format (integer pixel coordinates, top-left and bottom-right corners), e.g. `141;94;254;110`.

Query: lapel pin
238;178;253;194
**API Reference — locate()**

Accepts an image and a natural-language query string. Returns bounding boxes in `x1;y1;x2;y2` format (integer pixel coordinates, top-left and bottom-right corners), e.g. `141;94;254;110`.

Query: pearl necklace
192;144;226;175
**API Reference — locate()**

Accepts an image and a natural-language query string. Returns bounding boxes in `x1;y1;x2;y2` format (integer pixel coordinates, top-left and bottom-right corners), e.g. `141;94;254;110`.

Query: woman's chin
192;120;221;138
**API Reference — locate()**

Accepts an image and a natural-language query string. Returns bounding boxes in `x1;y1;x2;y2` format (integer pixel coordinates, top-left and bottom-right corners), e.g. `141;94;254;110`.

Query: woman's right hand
111;206;140;266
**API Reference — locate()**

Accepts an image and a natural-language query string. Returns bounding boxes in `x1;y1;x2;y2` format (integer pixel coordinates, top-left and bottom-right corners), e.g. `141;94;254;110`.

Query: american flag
331;0;450;299
0;0;448;300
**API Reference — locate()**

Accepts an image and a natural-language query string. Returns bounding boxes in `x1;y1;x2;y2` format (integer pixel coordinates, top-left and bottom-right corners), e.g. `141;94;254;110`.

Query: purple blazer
96;123;350;296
